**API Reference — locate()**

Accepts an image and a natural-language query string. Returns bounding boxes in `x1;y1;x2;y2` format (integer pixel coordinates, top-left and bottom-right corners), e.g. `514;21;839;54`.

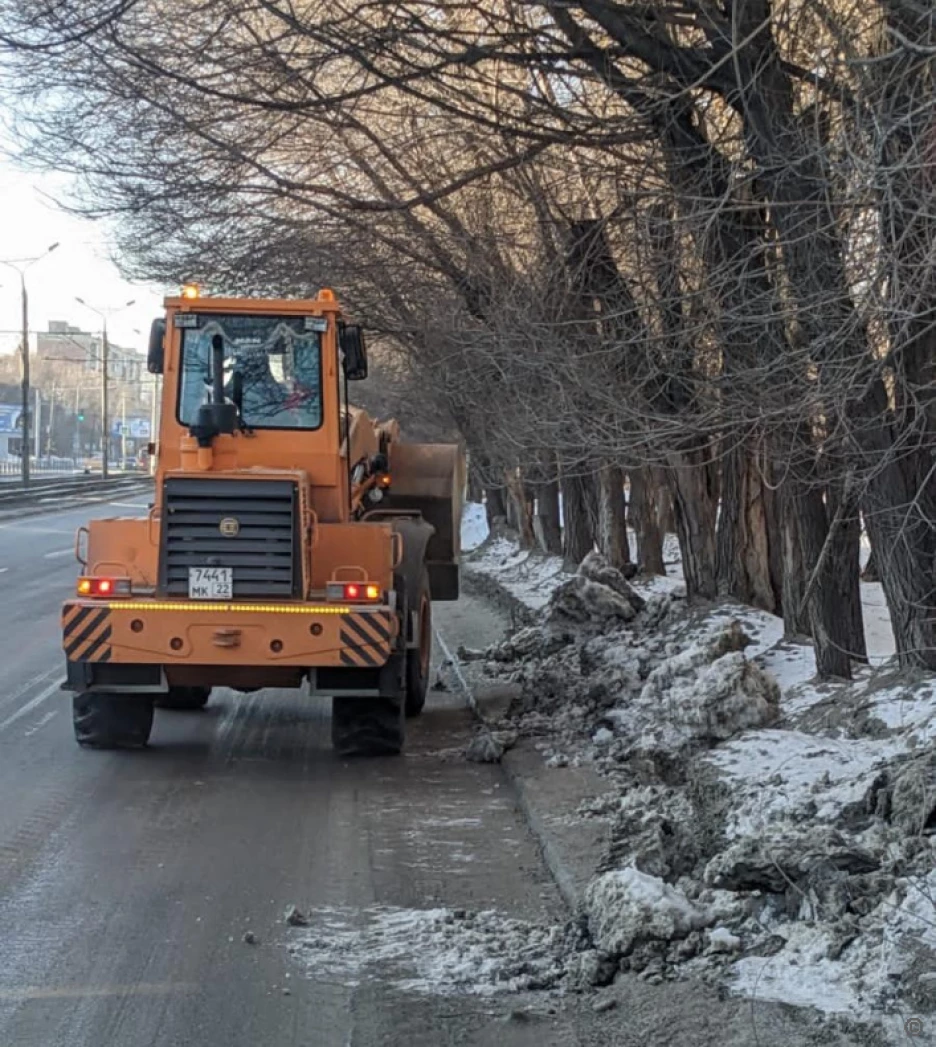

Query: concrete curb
434;624;587;915
497;751;590;915
460;566;537;629
436;562;608;918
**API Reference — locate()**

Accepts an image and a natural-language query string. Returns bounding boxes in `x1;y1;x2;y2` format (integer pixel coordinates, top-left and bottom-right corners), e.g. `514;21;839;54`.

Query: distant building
37;321;144;383
38;322;101;368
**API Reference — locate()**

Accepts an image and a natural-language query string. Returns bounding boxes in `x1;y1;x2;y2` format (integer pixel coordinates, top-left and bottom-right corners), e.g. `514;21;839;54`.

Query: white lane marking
0;525;73;534
0;568;7;574
0;678;65;734
108;502;150;510
0;666;61;715
24;709;57;737
43;548;74;560
0;982;197;1001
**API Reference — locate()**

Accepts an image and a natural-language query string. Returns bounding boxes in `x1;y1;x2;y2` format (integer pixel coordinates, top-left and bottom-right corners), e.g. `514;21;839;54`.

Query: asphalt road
0;496;599;1047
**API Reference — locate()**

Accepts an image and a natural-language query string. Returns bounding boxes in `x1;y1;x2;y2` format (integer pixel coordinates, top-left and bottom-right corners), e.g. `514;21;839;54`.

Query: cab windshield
178;314;323;430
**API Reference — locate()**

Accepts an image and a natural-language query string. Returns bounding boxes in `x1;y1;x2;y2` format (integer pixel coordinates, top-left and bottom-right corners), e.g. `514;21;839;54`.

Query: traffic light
77;409;85;422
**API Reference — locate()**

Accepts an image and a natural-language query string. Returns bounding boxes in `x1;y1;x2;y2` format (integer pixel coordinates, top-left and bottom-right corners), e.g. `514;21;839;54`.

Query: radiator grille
160;478;299;597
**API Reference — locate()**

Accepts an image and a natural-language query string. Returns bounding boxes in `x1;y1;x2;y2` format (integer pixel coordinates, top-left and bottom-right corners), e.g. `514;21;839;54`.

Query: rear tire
155;686;211;711
73;693;154;749
331;695;405;756
405;568;432;718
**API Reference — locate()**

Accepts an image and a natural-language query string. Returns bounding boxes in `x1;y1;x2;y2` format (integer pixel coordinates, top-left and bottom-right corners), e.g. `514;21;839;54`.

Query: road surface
0;496;599;1047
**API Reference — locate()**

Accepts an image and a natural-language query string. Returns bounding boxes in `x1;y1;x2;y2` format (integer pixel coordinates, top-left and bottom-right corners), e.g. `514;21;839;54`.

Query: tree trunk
560;470;595;567
861;539;878;583
725;10;936;668
596;464;630;570
829;483;867;664
504;488;518;531
667;458;718;600
656;476;676;536
764;478;785;619
485;484;507;527
628;468;665;575
533;477;563;556
716;443;780;613
780;484;811;638
863;472;936;670
867;2;936;669
505;468;535;549
467;459;484;504
797;484;860;679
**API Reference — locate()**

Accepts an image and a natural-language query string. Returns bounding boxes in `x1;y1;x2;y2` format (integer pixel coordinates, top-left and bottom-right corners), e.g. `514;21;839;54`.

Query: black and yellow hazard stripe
339;611;393;668
62;603;113;663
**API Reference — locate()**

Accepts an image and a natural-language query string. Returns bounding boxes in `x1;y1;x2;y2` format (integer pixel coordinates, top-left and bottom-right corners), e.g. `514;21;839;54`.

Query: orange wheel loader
61;288;464;755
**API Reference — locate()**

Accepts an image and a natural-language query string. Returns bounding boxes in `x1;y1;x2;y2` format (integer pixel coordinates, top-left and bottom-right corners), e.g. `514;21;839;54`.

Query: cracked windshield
179;315;322;429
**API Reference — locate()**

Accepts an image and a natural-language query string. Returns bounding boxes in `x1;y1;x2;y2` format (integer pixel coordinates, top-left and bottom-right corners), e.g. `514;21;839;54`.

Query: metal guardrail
0;459;82;478
0;475;152;511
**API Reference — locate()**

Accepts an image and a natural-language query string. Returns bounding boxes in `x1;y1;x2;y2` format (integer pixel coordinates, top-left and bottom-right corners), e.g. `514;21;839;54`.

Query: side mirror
339;323;368;381
147;318;165;374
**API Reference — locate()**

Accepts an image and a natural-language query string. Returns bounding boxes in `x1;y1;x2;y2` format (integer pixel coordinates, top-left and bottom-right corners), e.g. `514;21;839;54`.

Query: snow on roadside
460;501;490;552
465;533;567;612
730;867;936;1022
286;904;596;995
705;728;901;839
460;522;936;1038
586;867;714;955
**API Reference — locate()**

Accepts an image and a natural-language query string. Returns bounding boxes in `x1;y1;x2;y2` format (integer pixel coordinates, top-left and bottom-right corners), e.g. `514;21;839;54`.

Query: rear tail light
77;577;131;598
326;582;382;603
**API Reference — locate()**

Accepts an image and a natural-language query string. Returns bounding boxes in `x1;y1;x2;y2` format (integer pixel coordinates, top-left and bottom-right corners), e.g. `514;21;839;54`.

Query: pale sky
0;159;168;355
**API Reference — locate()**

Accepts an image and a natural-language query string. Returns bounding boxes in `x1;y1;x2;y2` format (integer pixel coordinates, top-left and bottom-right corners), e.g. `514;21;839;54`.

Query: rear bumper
62;598;399;671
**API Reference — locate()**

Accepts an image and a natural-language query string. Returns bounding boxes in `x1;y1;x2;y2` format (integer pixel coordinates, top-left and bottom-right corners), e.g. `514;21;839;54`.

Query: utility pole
21;277;29;476
75;297;134;480
120;387;127;468
46;378;58;457
0;242;60;486
102;323;110;476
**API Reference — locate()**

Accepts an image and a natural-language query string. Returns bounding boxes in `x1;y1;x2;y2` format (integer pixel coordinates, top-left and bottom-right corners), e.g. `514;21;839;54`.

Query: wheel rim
418;591;431;681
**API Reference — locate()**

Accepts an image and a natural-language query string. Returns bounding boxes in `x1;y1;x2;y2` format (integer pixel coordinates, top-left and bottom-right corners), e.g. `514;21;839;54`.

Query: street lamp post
74;297;135;479
0;242;60;485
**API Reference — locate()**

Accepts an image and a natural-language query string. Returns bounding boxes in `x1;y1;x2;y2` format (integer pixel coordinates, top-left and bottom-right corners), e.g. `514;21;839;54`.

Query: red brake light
76;577;131;598
325;581;383;603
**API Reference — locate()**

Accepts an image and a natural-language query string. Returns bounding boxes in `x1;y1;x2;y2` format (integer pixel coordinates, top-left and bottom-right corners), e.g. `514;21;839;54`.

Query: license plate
188;567;233;600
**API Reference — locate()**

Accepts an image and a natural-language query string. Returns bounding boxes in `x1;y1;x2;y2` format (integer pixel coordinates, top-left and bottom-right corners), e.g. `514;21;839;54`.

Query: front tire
155;686;211;711
331;694;405;756
405;568;432;718
73;693;154;749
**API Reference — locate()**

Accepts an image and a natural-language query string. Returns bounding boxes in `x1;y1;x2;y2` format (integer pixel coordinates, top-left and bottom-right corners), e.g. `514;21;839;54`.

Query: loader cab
146;287;367;518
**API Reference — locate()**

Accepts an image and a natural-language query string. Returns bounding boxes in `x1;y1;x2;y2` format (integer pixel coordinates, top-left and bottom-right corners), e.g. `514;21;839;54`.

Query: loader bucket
387;442;465;601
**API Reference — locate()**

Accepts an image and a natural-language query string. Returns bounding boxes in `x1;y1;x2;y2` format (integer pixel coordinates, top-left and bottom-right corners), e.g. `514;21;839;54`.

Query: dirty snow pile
285;904;612;995
461;551;779;771
461;543;936;1034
